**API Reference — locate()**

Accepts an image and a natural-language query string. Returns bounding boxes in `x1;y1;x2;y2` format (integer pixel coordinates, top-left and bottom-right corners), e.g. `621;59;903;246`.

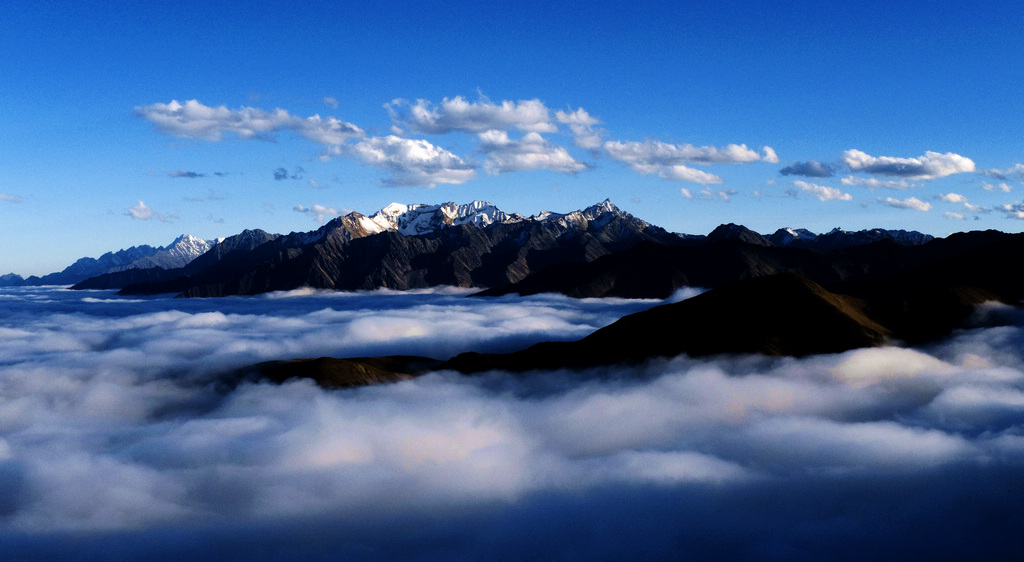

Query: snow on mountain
365;201;526;236
165;234;214;261
768;227;819;247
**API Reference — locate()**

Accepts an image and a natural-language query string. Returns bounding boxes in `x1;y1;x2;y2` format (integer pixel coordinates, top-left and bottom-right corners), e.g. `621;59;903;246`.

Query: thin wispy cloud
0;193;22;203
167;170;205;179
293;203;340;223
981;163;1024;181
982;181;1013;192
841;176;917;190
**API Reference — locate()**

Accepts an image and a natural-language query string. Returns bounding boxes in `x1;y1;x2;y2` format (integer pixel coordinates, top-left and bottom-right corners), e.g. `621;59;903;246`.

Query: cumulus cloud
135;99;364;145
293;204;340;223
779;160;836;177
555;107;604;149
2;287;1024;560
841;175;916;190
477;130;588;174
387;96;557;134
126;200;176;222
878;196;932;211
793;180;853;202
945;211;965;220
843;149;975;180
0;193;22;203
343;135;477;187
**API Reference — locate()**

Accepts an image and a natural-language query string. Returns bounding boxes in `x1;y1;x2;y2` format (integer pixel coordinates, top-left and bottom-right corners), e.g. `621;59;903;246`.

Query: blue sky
3;1;1024;276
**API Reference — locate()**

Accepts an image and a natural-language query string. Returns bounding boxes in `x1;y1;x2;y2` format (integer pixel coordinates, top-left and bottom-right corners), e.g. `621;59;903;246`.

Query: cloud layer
1;287;1023;559
136;97;783;188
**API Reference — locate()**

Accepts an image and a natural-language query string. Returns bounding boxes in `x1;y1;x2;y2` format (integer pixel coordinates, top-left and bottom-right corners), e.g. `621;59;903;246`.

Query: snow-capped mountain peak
164;234;214;261
365;201;526;235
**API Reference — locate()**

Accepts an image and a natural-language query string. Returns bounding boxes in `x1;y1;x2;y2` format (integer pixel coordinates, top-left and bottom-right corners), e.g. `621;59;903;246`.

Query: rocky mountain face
20;199;937;293
80;200;681;296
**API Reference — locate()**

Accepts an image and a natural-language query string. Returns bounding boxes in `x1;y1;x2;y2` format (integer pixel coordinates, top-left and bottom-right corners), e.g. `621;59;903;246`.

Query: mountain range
6;198;1021;385
57;200;929;297
1;234;213;287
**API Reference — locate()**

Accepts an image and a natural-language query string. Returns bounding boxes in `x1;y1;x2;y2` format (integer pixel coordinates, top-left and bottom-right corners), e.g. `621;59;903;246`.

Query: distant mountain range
1;234;213;287
5;199;943;296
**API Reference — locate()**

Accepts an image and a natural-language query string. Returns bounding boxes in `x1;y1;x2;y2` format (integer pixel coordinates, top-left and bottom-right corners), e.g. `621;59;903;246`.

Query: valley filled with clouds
1;287;1023;560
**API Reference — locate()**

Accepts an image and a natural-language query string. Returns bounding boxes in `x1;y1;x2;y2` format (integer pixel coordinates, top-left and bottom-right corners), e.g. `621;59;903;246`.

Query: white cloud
477;130;588;174
293;204;340;223
555;107;604;149
761;146;779;164
843;149;975;179
126;200;176;222
944;211;965;220
982;181;1013;192
387;96;557;134
938;192;968;203
938;193;988;214
345;135;477;187
0;193;22;203
135;99;364;145
878;196;932;211
793;180;853;202
660;165;723;184
324;96;339;108
840;176;916;190
605;139;768;165
2;288;1024;558
603;139;775;184
1001;202;1024;219
680;188;693;199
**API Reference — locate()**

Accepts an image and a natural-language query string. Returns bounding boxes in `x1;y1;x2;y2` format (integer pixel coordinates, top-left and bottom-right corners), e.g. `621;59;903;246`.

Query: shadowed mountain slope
246;273;904;388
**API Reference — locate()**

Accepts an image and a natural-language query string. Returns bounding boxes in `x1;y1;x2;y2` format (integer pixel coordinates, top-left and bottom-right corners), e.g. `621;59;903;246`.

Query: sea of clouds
1;286;1022;560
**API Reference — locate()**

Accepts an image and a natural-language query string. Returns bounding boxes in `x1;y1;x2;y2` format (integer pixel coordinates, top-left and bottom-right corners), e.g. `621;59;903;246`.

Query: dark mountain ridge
63;200;941;297
77;200;681;296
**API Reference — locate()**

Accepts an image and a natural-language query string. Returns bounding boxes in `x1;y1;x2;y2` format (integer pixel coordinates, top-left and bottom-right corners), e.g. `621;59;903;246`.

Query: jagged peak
582;198;619;216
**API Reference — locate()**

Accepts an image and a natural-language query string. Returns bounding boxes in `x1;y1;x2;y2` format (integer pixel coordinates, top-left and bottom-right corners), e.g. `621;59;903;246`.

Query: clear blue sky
3;0;1024;276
